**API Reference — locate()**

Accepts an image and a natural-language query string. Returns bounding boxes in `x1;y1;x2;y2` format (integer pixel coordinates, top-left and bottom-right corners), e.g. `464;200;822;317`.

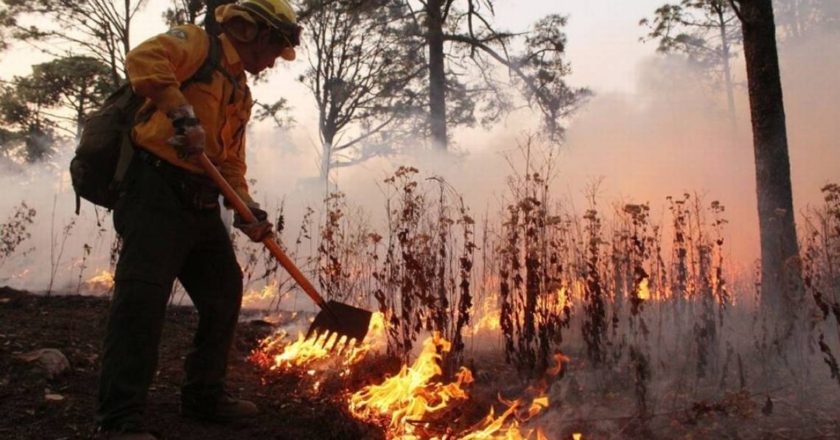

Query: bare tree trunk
426;0;447;150
716;4;737;131
737;0;801;321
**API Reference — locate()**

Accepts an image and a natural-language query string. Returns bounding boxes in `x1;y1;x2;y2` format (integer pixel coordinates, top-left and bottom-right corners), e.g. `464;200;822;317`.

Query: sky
1;0;838;291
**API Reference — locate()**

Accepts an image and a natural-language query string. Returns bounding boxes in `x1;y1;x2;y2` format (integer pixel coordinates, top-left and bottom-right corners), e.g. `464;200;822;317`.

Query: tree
0;0;149;86
402;0;589;150
729;0;800;327
163;0;205;27
31;56;113;137
773;0;840;41
641;0;741;128
0;80;56;162
299;0;420;183
0;56;112;161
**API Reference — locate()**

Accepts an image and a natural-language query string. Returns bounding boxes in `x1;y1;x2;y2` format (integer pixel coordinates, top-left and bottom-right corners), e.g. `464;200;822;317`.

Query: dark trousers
96;158;243;430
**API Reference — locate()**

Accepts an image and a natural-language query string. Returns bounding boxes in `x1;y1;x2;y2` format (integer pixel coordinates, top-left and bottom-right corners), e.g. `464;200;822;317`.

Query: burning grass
2;141;839;438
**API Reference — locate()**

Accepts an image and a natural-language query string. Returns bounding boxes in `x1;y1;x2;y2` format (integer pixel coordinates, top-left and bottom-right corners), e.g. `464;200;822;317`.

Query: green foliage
640;0;741;68
0;0;148;85
518;14;592;142
32;56;114;126
0;56;112;162
0;81;56;162
299;0;419;175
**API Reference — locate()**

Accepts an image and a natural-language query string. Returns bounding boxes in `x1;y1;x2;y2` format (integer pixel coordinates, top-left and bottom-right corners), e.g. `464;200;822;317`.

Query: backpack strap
112;33;231;193
182;32;222;88
180;32;240;103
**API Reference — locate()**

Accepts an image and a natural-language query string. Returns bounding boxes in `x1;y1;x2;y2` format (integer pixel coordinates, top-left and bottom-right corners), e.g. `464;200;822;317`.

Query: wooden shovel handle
196;153;329;310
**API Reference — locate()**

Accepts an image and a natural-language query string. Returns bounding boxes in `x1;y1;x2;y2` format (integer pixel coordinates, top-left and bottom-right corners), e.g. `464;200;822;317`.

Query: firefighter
95;1;301;438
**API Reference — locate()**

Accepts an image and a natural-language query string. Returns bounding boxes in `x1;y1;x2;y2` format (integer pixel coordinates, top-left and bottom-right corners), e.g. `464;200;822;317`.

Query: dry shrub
802;182;840;387
374;166;475;371
0;201;36;269
497;138;569;374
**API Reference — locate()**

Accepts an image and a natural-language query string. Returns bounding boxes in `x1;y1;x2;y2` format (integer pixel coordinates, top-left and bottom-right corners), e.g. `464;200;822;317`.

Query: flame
348;334;569;439
349;332;474;437
470;295;501;336
251;311;387;372
573;434;582;440
557;287;567;308
637;277;651;301
458;353;569;439
459;398;549;440
242;281;278;308
85;269;115;291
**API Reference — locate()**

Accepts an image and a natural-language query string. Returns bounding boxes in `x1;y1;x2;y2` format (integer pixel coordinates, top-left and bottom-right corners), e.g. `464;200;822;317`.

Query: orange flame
348;333;570;439
252;311;386;372
349;332;473;436
242;282;279;308
470;295;501;336
637;277;651;301
85;269;114;291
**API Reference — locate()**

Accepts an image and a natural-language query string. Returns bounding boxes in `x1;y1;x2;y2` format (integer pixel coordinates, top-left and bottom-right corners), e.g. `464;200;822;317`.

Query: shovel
196;153;373;346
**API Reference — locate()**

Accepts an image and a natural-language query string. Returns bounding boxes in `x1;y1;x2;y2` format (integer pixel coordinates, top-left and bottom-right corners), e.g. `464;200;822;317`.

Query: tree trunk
715;4;737;131
426;0;447;150
738;0;800;319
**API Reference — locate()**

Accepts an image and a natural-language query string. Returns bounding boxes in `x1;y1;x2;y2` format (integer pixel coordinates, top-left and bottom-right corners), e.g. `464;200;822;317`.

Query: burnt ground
3;286;840;440
0;286;384;440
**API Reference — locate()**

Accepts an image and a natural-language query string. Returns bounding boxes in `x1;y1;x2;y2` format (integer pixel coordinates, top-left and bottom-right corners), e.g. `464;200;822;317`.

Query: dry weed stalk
375;166;475;370
498;138;568;374
802;183;840;387
0;201;36;270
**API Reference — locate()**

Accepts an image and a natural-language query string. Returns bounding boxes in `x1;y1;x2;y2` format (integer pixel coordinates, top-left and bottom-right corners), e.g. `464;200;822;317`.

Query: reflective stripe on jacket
126;24;255;204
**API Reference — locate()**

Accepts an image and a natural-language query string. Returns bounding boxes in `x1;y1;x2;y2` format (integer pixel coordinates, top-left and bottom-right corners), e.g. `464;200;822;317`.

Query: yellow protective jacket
126;24;255;204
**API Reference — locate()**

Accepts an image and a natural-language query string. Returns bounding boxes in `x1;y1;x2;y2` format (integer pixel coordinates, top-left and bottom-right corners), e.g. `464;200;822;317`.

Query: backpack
70;32;224;214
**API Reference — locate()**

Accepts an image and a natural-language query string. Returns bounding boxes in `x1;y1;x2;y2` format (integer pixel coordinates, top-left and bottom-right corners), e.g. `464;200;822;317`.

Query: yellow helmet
217;0;301;60
239;0;298;30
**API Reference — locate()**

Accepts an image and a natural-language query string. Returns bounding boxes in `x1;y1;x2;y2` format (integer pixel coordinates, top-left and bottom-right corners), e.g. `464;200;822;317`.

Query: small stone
14;348;71;379
45;393;65;401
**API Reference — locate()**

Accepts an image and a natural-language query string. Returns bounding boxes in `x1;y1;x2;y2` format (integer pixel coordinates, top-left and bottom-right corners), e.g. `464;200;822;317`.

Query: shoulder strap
180;32;240;104
181;32;222;89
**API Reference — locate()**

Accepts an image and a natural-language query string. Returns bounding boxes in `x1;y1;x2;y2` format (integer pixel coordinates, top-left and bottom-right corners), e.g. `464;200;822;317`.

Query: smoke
0;25;837;300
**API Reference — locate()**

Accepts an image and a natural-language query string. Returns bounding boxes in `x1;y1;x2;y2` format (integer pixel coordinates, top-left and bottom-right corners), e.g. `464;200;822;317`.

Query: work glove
234;203;273;242
166;105;205;160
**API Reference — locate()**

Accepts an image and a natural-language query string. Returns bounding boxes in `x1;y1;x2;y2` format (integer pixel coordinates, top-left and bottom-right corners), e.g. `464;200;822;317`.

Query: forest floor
0;286;384;440
2;286;839;440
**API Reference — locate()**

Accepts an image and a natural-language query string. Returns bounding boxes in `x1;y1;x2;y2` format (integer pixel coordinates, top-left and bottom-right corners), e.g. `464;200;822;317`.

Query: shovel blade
307;300;372;345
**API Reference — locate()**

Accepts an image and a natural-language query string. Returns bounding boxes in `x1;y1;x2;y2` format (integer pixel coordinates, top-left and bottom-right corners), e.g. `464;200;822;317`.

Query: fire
349;334;570;439
637;277;651;301
242;281;278;308
252;311;387;372
557;287;567;308
85;269;114;291
470;296;501;336
458;353;569;439
458;398;549;440
349;332;474;437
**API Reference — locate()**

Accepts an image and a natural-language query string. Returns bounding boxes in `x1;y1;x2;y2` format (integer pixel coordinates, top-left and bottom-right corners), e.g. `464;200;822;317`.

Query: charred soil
0;286;383;440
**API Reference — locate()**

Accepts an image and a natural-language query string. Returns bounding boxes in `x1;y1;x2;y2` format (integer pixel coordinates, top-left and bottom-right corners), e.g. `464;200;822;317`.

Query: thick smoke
1;22;838;304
